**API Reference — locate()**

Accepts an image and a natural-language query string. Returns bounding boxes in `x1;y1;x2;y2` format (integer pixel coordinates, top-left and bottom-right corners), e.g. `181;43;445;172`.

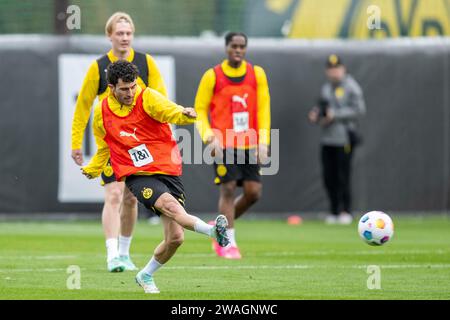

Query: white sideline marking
349;264;450;269
136;249;450;258
0;249;448;260
263;249;450;256
0;255;77;260
1;264;450;273
0;268;68;273
165;264;450;270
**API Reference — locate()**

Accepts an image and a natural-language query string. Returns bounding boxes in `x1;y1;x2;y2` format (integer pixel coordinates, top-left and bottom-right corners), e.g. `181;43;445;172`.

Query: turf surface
0;216;449;299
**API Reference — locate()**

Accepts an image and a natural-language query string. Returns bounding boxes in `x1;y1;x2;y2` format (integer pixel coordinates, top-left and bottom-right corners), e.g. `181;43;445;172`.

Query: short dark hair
225;32;248;46
107;60;139;86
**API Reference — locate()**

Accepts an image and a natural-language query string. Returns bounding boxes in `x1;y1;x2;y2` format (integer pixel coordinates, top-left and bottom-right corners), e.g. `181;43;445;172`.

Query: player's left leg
118;186;139;270
135;191;229;293
136;215;184;294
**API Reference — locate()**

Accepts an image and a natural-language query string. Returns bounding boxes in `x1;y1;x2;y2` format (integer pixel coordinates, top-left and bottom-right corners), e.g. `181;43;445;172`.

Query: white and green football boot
214;215;230;247
119;255;138;271
135;270;160;293
107;256;126;273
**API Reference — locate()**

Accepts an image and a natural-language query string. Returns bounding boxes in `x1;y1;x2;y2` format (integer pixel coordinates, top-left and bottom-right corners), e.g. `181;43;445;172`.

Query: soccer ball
358;211;394;246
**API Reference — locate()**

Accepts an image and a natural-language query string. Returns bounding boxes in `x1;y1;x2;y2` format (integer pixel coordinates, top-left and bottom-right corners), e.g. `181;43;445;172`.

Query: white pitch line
0;249;448;260
1;264;450;273
164;264;450;270
263;249;450;256
350;264;450;269
164;265;312;270
0;255;77;260
108;249;450;258
0;268;69;273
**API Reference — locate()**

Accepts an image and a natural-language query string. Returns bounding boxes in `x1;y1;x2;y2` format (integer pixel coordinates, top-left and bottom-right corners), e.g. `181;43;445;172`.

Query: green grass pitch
0;216;449;299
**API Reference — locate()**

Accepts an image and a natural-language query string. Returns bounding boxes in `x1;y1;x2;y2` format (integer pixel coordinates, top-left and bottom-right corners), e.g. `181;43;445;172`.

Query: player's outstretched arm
143;88;197;125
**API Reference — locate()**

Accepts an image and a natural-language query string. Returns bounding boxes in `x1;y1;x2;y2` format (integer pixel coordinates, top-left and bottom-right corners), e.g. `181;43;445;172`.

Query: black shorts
213;148;261;187
125;174;186;216
100;161;116;185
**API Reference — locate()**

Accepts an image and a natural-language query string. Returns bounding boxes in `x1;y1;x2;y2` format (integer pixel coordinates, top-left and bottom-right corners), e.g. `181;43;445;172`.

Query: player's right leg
155;193;229;247
125;175;229;247
225;180;262;259
118;186;139;270
102;180;126;272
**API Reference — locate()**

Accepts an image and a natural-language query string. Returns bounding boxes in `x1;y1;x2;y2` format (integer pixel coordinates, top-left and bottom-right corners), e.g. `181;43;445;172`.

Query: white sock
105;238;119;262
143;256;163;275
194;218;214;237
118;235;132;257
227;228;237;247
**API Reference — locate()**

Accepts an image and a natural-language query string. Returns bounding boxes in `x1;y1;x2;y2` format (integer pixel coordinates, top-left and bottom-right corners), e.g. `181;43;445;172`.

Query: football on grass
358;211;394;246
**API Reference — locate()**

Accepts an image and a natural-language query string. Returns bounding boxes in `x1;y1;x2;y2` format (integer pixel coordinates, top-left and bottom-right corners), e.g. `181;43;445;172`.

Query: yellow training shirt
71;48;168;150
194;60;271;146
82;86;195;178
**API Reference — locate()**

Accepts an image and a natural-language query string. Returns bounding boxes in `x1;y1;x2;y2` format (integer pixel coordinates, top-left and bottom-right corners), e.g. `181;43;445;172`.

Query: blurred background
1;0;449;38
0;0;449;218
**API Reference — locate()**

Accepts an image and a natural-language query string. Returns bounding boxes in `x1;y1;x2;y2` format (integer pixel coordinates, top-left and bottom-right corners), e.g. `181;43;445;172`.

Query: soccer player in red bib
82;60;229;293
71;12;168;272
194;32;271;259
